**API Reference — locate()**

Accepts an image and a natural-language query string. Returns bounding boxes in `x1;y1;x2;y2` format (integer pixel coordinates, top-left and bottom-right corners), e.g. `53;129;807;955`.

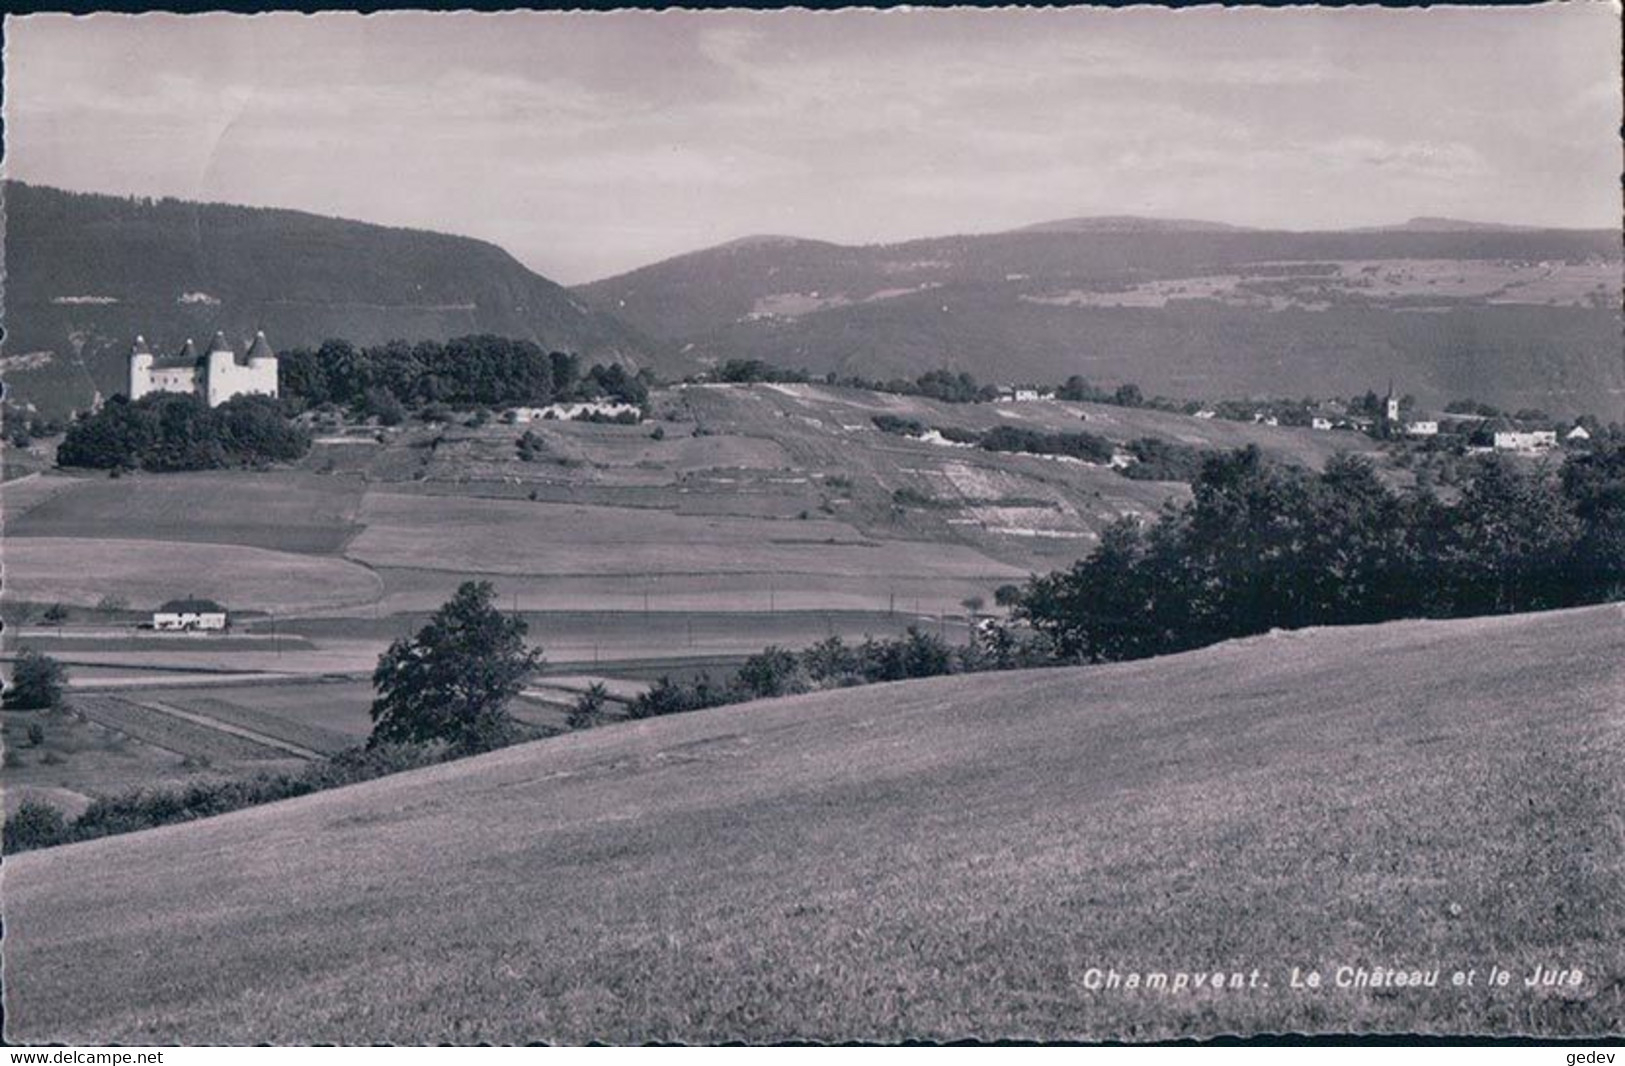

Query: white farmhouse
129;332;278;407
1311;417;1335;431
1405;420;1440;437
152;597;228;631
1493;430;1558;452
1566;425;1592;442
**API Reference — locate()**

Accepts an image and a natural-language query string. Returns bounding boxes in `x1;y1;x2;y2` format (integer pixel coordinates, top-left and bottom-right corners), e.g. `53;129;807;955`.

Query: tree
993;583;1023;608
368;581;542;753
42;603;69;631
5;650;68;710
960;595;986;620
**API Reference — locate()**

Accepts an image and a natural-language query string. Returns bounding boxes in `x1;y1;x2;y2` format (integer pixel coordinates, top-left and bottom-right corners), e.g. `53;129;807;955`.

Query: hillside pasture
353;569;1005;620
70;694;295;763
7;604;1621;1043
0;706;202;819
145;694;360;756
4;471;365;553
1;537;382;612
345;492;1022;583
143;680;380;745
0;472;85;518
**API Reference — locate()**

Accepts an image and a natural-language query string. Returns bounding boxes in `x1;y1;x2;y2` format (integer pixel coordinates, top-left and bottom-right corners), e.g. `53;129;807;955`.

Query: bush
872;414;927;437
735;646;808;700
360;385;406;426
5;800;69;853
26;722;45;747
566;683;611;729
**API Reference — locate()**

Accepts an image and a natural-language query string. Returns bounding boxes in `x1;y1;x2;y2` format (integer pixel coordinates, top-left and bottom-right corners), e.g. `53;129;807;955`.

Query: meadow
1;382;1403;814
3;537;382;613
6;604;1621;1043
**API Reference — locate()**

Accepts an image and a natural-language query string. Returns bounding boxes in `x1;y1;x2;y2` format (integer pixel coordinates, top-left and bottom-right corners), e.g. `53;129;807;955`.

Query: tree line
279;335;651;415
1016;443;1625;663
56;394;311;471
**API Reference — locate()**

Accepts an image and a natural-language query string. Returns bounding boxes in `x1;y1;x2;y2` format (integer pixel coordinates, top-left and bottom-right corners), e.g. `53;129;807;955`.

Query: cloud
4;7;1617;282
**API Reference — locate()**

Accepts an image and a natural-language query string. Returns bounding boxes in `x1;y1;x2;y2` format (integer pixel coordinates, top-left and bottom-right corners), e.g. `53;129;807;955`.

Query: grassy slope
7;605;1623;1044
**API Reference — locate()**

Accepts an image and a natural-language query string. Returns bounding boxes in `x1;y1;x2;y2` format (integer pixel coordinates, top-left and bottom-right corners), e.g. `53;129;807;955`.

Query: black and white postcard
2;5;1621;1046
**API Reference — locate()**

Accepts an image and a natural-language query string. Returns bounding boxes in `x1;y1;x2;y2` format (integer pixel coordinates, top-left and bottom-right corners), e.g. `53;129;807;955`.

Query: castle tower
246;330;276;367
128;335;154;400
204;331;236;407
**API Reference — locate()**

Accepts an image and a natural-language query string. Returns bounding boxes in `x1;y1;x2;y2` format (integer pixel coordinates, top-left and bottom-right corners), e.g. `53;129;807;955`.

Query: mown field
7;605;1621;1044
2;538;382;613
5;471;365;553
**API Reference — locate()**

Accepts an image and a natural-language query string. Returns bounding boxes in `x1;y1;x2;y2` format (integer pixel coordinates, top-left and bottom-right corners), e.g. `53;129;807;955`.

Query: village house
1405;420;1440;437
129;332;279;406
152;597;228;631
1310;416;1335;431
996;386;1043;403
1566;425;1592;442
1493;430;1559;453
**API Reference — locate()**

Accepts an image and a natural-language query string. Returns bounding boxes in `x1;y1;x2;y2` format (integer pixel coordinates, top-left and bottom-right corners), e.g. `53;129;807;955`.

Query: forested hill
1;183;653;415
575;220;1625;419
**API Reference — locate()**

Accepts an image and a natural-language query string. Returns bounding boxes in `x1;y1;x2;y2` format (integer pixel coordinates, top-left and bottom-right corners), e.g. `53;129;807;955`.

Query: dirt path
138;699;325;760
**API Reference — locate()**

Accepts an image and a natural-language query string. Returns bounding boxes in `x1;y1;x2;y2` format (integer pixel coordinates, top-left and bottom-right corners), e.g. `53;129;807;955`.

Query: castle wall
205;354;278;407
131;364;198;400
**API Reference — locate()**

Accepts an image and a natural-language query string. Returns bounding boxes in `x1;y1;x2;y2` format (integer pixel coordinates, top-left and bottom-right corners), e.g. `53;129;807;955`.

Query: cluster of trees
979;425;1115;463
57;394;310;471
710;361;999;404
1118;437;1211;482
1053;376;1167;410
1017;443;1625;664
280;335;651;414
626;626;1008;718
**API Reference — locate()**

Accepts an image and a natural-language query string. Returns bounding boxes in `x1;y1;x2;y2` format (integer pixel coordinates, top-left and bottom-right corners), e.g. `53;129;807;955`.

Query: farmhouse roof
157;597;227;614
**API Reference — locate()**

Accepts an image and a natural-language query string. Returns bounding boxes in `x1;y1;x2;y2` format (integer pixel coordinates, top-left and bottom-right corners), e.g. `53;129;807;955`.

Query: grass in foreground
4;605;1622;1043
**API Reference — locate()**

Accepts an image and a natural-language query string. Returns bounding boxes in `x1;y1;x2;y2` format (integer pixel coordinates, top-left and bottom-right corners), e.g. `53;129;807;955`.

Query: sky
5;7;1621;284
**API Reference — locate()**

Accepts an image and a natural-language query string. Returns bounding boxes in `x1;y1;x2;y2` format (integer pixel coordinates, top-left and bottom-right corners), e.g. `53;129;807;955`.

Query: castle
128;331;279;407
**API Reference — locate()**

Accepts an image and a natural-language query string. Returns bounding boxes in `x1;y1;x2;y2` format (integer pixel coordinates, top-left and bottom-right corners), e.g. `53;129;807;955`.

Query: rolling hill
576;221;1625;419
0;183;654;416
6;604;1621;1043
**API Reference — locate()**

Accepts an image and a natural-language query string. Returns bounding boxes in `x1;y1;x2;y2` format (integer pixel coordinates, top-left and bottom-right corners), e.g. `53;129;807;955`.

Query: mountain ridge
0;181;655;415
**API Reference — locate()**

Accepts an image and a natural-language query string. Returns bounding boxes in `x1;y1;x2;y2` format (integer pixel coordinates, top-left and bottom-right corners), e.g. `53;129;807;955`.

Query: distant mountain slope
577;224;1624;418
1;183;653;415
7;604;1622;1043
1014;214;1254;234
